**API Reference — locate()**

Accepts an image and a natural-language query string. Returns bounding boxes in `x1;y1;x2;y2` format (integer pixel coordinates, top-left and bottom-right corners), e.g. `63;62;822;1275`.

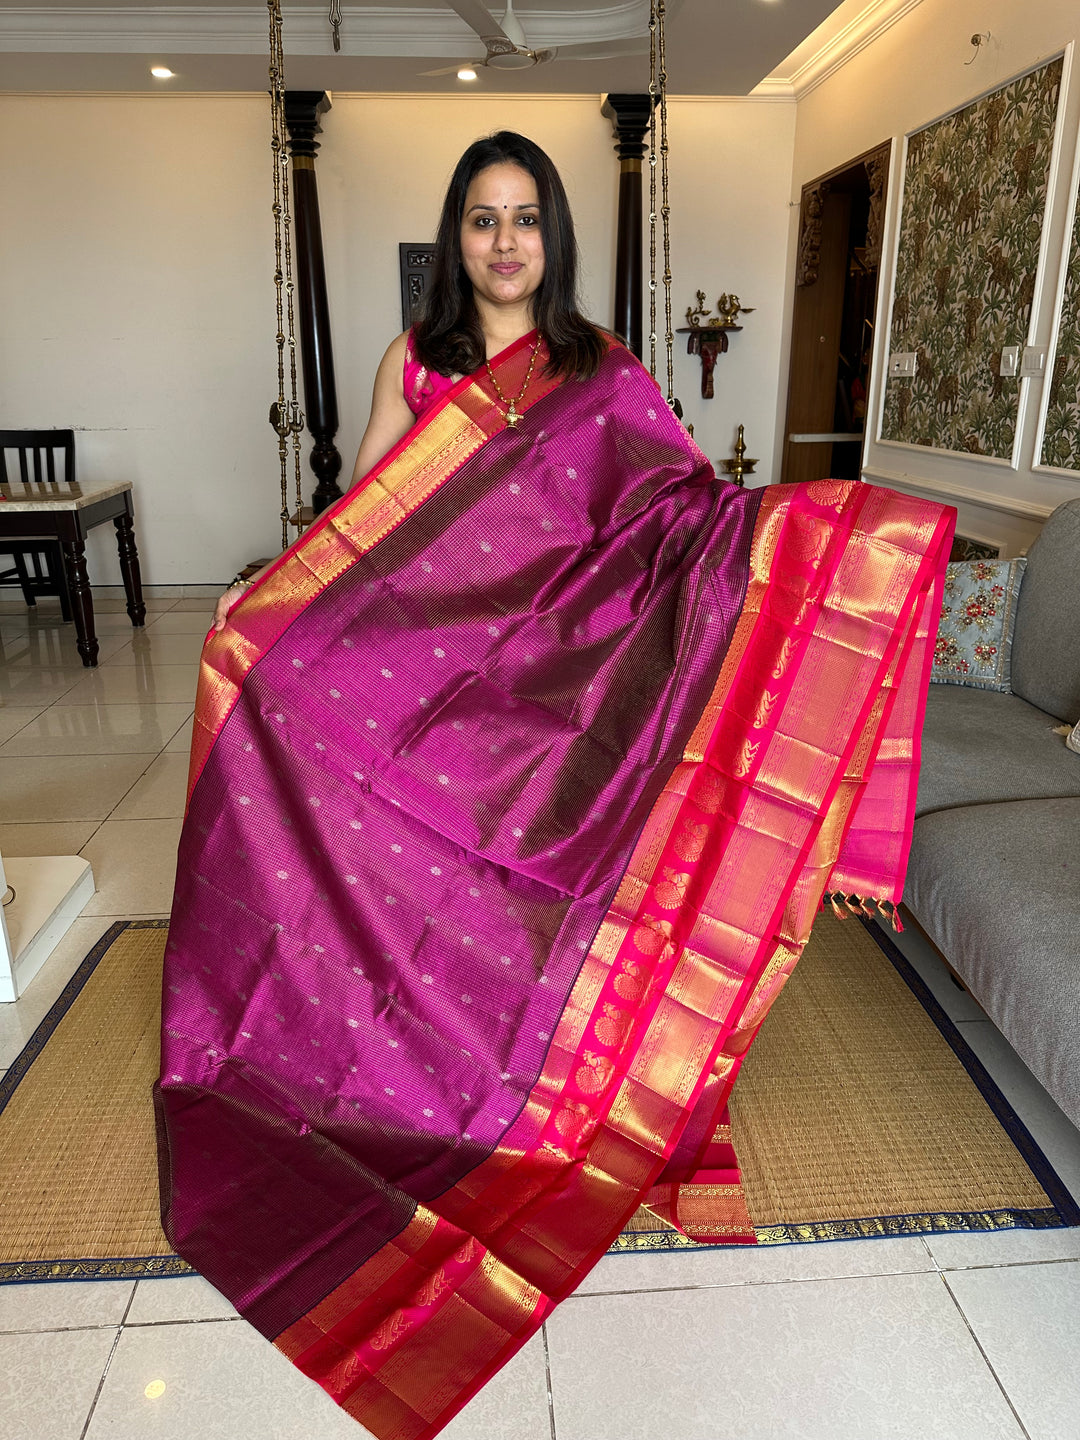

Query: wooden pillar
601;93;653;359
283;91;342;516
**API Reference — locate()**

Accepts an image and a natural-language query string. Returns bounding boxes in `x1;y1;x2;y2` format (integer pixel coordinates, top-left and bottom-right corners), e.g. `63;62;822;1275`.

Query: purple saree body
157;348;763;1338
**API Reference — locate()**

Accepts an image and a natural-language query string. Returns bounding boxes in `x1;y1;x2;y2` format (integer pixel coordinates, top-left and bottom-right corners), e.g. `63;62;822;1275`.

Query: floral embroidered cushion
931;557;1027;692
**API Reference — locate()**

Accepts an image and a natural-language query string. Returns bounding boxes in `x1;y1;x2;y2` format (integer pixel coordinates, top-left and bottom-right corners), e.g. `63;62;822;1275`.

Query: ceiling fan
421;0;647;77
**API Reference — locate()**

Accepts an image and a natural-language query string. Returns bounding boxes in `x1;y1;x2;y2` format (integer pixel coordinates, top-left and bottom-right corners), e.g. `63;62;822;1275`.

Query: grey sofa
903;497;1080;1130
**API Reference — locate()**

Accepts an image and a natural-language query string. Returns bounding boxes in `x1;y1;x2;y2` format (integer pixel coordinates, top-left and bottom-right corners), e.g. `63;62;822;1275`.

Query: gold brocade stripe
273;1210;444;1361
661;494;950;1236
276;1204;551;1438
651;1181;756;1241
704;488;949;1079
682;482;789;766
184;335;562;807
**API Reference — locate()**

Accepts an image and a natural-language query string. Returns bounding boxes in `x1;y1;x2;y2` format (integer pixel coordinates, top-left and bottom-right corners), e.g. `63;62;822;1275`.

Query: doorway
781;144;891;487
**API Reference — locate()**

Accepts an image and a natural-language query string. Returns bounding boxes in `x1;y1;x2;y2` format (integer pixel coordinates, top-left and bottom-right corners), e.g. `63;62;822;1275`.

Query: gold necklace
485;333;542;428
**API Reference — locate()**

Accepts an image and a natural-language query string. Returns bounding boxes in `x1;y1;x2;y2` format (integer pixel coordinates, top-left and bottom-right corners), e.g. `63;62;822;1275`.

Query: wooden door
782;191;851;486
781;145;890;487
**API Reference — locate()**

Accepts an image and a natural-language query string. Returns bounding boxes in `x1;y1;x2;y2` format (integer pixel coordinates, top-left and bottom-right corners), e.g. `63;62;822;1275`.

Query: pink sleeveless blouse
402;329;457;420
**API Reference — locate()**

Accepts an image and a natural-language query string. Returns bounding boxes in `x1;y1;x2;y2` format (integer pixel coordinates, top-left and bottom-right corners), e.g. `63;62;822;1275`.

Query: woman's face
459;162;546;316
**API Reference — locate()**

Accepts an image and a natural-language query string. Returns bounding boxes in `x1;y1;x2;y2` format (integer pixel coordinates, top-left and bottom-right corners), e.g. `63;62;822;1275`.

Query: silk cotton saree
157;333;954;1440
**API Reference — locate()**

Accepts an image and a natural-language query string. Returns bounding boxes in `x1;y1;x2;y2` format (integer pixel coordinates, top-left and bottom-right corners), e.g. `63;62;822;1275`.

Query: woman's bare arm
350;332;415;487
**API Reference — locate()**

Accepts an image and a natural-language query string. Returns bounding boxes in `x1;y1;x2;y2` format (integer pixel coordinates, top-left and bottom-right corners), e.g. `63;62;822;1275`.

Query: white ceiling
0;0;851;95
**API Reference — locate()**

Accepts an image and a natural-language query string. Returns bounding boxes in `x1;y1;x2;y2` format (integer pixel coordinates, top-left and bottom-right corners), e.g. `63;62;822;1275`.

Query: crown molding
0;2;649;55
670;89;795;104
0;88;266;99
750;77;795;100
0;88;797;104
755;0;924;103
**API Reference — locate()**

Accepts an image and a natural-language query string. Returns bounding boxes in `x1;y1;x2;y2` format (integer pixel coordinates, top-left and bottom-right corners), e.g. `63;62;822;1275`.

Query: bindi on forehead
465;200;539;216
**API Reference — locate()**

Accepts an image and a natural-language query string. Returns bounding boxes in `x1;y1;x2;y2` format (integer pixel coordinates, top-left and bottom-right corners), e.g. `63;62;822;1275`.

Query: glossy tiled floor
2;596;1080;1440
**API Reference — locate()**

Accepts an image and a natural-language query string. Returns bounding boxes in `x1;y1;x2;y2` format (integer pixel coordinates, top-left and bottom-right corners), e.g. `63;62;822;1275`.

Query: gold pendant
505;402;521;428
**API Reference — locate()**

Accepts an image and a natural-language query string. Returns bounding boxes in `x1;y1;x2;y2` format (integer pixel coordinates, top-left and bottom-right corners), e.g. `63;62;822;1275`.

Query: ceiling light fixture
457;67;478;81
150;66;175;79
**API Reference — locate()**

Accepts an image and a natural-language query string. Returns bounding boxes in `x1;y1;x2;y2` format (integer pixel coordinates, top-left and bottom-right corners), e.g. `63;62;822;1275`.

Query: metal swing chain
647;0;675;406
658;1;674;405
267;0;306;549
647;5;658;381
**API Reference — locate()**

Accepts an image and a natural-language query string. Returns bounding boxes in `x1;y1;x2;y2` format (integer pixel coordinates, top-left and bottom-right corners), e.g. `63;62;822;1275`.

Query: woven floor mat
2;912;1076;1281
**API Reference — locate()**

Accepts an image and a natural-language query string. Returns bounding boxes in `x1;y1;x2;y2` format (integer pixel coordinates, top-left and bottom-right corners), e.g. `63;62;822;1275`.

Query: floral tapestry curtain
882;58;1063;458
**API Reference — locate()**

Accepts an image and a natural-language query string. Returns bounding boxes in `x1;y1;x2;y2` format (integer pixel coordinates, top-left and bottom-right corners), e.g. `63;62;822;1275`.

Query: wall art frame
875;52;1071;470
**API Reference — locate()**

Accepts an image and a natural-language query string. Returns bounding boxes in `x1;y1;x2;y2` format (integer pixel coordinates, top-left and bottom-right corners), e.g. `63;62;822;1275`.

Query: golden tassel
821;892;904;933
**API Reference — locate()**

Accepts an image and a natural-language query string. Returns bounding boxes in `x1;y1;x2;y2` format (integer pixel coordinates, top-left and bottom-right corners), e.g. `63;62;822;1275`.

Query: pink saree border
827;554;948;914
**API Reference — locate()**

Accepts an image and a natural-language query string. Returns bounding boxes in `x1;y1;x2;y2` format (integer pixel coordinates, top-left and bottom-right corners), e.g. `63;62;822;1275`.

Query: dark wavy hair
412;131;607;382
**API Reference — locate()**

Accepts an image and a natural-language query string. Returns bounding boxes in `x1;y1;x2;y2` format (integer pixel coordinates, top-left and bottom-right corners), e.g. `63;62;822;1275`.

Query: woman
211;132;605;631
162;133;953;1440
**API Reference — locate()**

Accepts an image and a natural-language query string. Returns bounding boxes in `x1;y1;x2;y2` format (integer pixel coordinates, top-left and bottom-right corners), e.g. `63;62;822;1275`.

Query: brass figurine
716;293;755;327
679;291;754;398
719;425;758;487
685;290;712;328
684;290;756;329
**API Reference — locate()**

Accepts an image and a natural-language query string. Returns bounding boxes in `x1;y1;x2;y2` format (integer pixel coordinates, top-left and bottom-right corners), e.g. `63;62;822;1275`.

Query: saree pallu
157;334;954;1440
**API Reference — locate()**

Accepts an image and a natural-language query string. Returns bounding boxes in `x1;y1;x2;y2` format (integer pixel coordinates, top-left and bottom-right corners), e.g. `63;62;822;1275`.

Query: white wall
664;98;796;478
0;95;281;586
787;0;1080;553
0;90;796;586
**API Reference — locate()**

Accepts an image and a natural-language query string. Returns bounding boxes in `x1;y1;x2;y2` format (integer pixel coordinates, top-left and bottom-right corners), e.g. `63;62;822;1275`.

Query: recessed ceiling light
150;66;175;79
457;67;478;81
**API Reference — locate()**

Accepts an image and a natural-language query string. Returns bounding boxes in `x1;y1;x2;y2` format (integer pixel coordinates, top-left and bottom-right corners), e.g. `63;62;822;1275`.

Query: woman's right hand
212;583;249;634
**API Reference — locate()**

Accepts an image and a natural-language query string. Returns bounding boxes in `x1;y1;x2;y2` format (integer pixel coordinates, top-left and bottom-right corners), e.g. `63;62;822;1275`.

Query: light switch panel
999;345;1021;377
888;352;917;377
1021;345;1048;377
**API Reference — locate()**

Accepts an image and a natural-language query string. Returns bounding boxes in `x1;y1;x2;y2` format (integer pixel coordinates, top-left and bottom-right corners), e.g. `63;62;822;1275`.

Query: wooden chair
0;545;72;619
0;430;146;666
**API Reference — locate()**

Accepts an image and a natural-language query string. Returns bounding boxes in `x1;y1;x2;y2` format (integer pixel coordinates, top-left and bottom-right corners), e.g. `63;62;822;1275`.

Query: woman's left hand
212;583;249;634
